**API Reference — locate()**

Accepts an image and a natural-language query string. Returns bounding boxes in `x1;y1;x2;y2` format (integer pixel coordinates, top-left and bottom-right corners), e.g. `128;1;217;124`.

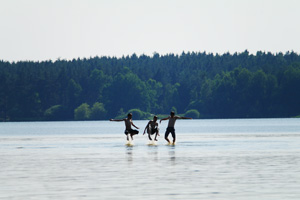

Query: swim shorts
149;128;158;135
165;127;175;139
124;129;139;135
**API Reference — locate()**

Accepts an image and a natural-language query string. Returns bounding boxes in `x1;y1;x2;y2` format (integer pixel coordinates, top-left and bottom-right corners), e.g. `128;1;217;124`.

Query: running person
160;111;192;144
110;113;139;140
143;116;160;141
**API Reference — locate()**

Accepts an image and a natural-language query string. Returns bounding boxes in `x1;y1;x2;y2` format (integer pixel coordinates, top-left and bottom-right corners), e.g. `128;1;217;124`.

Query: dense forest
1;50;300;121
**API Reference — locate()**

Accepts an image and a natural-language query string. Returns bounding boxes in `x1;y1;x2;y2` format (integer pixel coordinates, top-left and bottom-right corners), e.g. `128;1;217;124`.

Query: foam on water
147;140;157;146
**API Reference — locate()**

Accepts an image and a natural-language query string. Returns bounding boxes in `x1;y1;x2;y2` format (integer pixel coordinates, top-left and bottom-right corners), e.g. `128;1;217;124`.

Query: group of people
110;111;192;144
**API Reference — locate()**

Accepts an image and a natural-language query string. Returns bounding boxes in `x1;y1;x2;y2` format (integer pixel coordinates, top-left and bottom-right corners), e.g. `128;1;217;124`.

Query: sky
1;0;300;62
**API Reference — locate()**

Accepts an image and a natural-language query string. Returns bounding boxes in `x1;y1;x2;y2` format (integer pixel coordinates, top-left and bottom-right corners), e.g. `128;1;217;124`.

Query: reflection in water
168;146;176;164
126;146;133;162
147;145;159;162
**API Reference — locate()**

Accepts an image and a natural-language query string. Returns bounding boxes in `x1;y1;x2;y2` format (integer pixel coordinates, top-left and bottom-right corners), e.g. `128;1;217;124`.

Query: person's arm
143;121;150;135
110;119;124;122
160;116;170;123
131;121;139;129
178;116;192;120
156;122;160;136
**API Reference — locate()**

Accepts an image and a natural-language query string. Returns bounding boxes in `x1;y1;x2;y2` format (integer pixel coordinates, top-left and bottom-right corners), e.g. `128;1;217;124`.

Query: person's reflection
168;146;176;164
126;146;133;163
147;146;158;162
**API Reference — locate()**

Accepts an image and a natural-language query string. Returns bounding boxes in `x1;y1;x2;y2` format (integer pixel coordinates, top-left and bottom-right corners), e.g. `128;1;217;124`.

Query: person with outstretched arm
110;113;139;141
160;111;192;144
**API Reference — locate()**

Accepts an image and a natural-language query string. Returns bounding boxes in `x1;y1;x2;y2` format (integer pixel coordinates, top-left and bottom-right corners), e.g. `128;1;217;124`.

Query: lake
1;118;300;200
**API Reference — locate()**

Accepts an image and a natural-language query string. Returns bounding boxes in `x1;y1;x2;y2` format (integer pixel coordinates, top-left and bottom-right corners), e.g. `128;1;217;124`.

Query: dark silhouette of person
110;113;139;140
143;116;160;141
160;111;192;144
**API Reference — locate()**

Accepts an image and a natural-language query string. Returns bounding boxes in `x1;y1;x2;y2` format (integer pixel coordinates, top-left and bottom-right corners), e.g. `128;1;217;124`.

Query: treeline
1;50;300;121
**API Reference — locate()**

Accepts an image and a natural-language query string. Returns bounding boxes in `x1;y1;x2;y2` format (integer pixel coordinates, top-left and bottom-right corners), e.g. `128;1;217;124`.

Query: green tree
74;103;91;120
104;69;149;117
90;102;107;120
248;70;267;117
279;65;300;116
160;83;180;113
86;69;110;104
1;51;300;121
184;109;200;118
44;105;66;121
127;109;144;120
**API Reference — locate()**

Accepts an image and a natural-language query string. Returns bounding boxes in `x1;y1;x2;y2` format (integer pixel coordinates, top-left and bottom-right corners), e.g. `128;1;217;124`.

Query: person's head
153;115;158;121
127;113;132;119
170;111;175;116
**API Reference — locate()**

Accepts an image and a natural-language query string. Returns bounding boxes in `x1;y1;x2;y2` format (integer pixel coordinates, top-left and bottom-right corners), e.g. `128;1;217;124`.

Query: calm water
1;118;300;200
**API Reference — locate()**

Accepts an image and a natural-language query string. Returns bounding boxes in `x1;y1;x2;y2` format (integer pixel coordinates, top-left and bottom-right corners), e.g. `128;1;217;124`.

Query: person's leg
130;129;139;140
171;128;176;144
148;134;152;140
165;128;171;143
154;129;158;141
124;130;129;141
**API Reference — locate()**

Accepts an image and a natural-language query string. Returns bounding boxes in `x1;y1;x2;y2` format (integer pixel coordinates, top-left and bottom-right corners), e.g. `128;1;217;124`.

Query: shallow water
1;119;300;200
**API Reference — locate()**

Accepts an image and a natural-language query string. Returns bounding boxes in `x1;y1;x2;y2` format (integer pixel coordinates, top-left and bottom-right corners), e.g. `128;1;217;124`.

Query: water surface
1;119;300;200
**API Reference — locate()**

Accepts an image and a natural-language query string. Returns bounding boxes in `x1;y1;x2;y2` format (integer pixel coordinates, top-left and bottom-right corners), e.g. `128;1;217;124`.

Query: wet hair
170;111;175;116
127;113;132;117
153;115;157;119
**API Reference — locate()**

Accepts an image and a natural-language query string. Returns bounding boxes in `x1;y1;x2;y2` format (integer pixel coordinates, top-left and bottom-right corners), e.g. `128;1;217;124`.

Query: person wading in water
160;111;192;144
143;115;160;141
110;113;139;141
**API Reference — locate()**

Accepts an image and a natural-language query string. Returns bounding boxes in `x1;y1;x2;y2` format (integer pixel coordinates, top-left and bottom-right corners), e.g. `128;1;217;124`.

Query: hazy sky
1;0;300;62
